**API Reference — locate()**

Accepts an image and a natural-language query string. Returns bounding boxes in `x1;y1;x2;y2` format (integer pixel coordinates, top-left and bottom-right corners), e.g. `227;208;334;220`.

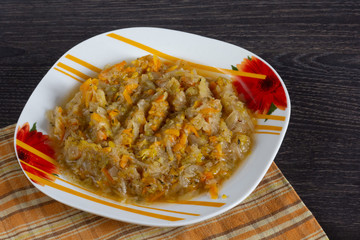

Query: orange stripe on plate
255;125;283;131
168;200;225;207
106;33;266;80
65;54;102;73
19;159;87;189
21;160;200;217
56;62;91;80
131;204;200;216
24;171;184;221
54;67;84;83
16;139;57;165
255;114;286;121
255;131;281;135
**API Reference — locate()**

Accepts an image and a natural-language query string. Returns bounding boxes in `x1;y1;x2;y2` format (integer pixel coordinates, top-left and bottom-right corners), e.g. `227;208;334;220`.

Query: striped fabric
0;124;328;240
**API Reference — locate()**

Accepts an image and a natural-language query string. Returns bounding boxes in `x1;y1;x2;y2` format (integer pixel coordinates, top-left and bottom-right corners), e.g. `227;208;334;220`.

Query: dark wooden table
1;1;359;239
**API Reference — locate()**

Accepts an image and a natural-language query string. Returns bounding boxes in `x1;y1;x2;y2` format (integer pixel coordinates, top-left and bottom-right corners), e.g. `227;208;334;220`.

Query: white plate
14;27;290;227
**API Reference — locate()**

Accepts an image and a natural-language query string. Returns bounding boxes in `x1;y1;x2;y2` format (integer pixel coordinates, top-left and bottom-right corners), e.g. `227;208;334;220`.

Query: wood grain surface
1;1;359;239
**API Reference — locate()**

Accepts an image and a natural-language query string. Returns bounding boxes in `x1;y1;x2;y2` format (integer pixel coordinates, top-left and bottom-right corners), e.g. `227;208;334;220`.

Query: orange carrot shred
200;108;219;115
209;184;218;199
120;155;129;168
185;124;199;137
165;129;180;136
102;168;115;184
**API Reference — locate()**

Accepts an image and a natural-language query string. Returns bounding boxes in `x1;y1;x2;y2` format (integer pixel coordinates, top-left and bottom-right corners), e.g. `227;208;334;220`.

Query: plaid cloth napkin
0;124;327;240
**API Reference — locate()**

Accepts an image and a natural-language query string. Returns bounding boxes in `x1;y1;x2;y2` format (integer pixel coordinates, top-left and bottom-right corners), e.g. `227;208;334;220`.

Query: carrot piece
155;94;166;102
152;55;162;72
209;81;217;91
125;83;139;92
108;109;120;118
179;131;187;146
124;66;136;73
148;191;164;202
108;110;120;125
97;130;107;141
120;155;129;168
172;130;187;152
102;168;115;184
215;143;223;158
123;89;132;104
185;124;199;137
200;107;219;115
151;125;158;131
204;128;212;135
172;144;182;152
99;61;126;81
122;128;133;137
164;129;180;137
209;136;217;143
123;83;139;104
80;78;98;107
145;89;155;95
165;65;178;73
80;78;98;93
114;61;127;71
209;183;218;199
91;113;104;122
204;172;214;180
